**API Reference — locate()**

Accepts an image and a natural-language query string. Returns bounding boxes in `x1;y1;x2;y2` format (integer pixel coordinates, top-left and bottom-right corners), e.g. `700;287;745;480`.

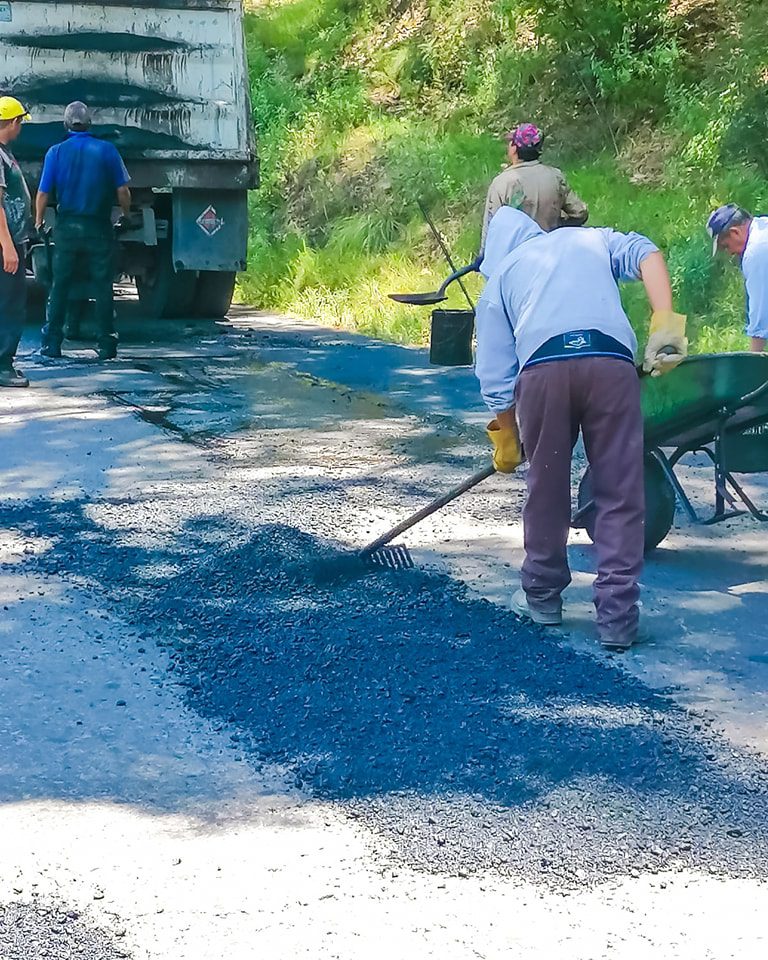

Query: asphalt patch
5;502;768;888
0;901;130;959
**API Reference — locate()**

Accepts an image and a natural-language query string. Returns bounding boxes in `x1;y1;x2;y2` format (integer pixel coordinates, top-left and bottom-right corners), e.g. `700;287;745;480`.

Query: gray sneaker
598;631;636;652
512;588;563;626
0;366;29;388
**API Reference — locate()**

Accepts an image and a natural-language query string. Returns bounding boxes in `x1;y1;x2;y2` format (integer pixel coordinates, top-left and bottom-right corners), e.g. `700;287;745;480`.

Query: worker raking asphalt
7;498;768;891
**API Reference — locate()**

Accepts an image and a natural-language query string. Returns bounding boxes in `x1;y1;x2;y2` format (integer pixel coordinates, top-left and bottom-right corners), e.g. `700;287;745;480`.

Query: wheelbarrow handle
735;377;768;409
637;346;680;378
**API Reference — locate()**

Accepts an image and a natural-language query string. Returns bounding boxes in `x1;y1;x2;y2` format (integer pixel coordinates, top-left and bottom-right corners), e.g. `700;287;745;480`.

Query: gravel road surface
0;312;766;958
0;902;129;959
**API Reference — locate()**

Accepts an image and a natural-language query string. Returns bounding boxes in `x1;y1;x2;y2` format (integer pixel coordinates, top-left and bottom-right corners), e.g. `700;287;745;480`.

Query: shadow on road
2;495;768;885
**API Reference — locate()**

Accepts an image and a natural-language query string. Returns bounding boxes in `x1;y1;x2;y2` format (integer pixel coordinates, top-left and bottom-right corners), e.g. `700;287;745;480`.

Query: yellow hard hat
0;97;30;122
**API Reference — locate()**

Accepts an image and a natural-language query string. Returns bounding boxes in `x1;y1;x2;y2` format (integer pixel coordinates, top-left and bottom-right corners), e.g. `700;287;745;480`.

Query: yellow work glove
486;418;523;473
643;310;688;377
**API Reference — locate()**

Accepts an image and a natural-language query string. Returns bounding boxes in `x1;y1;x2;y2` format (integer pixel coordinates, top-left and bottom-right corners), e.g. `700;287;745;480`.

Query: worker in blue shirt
36;101;131;360
707;204;768;352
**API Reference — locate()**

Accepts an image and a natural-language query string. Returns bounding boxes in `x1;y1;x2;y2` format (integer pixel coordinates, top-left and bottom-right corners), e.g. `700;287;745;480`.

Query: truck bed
0;0;257;188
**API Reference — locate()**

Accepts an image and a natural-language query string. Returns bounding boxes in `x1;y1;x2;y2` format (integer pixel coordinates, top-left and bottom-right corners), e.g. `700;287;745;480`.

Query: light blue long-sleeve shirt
741;216;768;340
475;208;658;412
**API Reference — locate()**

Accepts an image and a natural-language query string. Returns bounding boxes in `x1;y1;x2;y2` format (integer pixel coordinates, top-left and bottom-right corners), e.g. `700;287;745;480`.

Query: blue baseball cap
706;203;746;255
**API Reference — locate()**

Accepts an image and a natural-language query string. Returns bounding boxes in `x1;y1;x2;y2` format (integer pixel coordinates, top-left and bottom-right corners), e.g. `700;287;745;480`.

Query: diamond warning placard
196;205;224;237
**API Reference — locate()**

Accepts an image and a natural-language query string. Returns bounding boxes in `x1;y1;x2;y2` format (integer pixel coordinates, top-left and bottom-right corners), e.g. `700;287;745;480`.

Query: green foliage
522;0;679;112
666;234;721;317
239;0;768;352
523;0;669;55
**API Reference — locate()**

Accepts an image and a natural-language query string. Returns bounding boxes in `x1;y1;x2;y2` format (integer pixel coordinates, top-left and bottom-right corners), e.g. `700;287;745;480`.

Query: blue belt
524;330;634;369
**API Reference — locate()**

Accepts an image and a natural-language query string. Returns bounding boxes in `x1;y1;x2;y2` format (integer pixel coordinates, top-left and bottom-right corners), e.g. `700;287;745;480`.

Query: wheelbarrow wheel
576;454;676;553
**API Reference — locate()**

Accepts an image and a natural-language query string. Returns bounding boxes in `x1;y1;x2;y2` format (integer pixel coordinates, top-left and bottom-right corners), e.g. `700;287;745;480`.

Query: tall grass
240;0;768;351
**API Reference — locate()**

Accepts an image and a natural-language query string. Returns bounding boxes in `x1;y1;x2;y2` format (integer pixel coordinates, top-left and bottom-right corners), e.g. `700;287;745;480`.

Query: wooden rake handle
360;464;497;557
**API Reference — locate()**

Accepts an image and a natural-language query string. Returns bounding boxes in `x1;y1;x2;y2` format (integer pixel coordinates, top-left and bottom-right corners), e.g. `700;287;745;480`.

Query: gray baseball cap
64;101;92;130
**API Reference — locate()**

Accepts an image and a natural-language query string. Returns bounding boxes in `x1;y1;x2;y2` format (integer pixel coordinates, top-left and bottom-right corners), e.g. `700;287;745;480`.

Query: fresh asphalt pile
0;901;130;959
5;497;768;889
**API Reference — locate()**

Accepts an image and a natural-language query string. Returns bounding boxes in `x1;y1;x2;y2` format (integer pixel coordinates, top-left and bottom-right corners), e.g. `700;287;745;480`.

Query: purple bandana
505;123;543;148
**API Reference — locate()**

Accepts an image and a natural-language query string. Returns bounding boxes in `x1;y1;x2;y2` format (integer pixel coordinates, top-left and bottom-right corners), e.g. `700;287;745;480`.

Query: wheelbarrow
572;353;768;552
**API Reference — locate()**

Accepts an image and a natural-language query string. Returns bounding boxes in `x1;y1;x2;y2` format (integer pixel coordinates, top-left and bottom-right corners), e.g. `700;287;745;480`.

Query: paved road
0;310;766;958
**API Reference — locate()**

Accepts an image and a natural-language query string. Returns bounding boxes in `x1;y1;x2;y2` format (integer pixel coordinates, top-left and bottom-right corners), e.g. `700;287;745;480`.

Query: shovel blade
388;291;447;306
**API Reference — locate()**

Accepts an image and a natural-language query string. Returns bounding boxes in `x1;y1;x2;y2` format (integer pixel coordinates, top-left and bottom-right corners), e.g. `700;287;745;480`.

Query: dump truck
0;0;257;318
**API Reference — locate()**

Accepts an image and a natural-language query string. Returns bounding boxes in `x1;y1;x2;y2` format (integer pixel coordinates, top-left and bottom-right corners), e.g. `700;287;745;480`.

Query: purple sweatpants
514;357;645;640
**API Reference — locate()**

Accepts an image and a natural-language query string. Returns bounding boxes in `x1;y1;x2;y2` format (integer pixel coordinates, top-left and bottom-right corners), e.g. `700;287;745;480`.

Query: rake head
361;543;415;570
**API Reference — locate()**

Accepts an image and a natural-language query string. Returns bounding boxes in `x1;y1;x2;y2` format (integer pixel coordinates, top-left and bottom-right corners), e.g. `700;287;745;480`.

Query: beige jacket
481;160;588;246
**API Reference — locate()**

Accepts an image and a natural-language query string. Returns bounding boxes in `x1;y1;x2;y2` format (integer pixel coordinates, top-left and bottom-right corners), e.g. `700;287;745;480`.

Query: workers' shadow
2;496;768;882
141;518;768;880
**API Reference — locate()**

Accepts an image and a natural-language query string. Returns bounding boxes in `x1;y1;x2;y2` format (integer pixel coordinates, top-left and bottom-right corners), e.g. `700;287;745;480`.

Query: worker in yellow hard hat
0;97;29;121
0;97;33;387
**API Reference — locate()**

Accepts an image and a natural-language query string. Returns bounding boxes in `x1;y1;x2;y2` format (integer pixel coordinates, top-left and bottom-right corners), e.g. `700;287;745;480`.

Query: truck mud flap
172;189;248;273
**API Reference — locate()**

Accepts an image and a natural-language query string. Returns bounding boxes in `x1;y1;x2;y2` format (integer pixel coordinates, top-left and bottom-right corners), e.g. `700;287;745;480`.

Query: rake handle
360;464;497;556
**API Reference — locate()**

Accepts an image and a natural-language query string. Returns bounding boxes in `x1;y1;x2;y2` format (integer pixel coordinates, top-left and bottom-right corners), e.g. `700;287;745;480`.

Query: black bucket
30;241;53;288
429;309;474;366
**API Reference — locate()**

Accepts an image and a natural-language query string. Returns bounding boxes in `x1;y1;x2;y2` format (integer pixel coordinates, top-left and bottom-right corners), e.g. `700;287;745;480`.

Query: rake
360;464;497;570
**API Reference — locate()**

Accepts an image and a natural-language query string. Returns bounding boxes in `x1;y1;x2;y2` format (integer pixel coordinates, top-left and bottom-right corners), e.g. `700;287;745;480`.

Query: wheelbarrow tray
642;353;768;450
641;352;768;534
575;353;768;551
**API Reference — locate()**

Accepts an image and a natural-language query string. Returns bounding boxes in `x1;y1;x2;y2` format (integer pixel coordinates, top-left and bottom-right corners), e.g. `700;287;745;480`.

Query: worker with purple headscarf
481;123;588;247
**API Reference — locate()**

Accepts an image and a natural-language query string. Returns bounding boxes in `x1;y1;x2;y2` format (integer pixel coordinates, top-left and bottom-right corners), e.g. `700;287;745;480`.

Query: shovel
417;199;476;312
389;257;482;306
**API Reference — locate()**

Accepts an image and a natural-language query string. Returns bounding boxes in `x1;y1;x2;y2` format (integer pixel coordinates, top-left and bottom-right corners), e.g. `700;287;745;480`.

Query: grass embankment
240;0;768;351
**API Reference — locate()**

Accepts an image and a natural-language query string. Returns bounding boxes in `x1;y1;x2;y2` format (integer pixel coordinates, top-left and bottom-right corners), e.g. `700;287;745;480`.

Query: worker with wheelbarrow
475;207;686;651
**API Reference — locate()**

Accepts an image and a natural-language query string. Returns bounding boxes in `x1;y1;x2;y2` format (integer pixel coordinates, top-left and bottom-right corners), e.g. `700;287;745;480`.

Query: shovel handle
418;199;476;312
360;464;497;556
436;258;483;297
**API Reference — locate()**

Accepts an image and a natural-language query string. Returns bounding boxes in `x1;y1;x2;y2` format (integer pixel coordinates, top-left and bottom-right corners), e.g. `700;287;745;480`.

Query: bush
667;233;722;317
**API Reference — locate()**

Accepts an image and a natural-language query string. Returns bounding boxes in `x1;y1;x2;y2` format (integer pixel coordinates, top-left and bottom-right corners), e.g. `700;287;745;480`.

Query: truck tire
575;454;676;554
136;243;198;319
194;271;237;318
